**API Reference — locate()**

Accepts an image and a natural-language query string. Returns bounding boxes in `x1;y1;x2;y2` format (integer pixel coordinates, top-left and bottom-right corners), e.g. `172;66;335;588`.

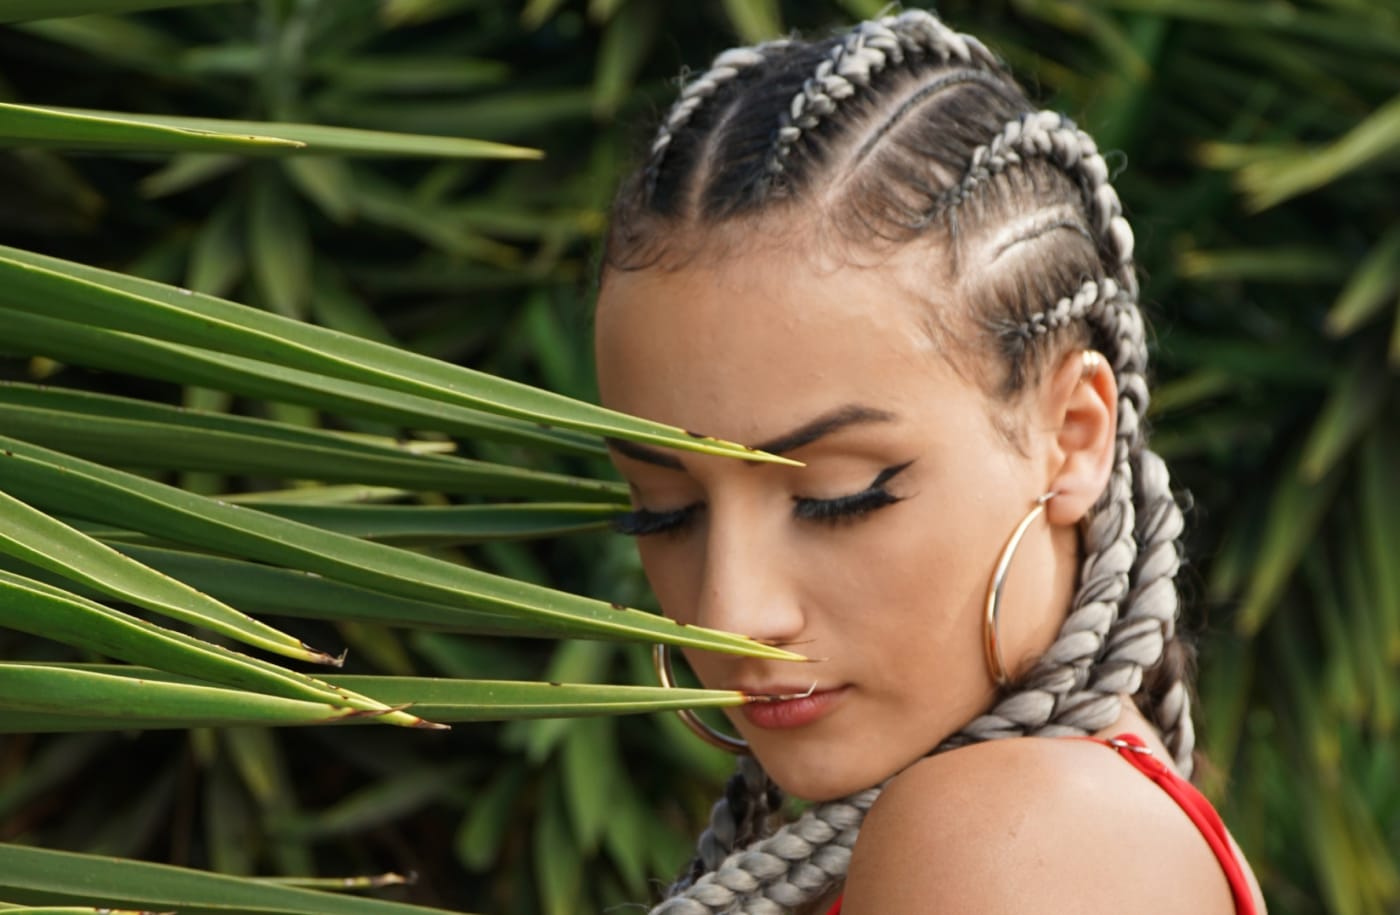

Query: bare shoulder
842;737;1243;914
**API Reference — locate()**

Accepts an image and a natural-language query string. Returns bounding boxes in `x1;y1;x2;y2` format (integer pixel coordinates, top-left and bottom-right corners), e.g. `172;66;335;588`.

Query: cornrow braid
608;10;1198;913
762;20;904;186
760;10;1004;199
644;40;792;206
950;110;1139;299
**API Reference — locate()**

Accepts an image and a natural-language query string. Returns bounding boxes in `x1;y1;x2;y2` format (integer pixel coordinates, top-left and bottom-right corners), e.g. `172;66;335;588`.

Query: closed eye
613;503;700;537
614;461;914;537
792;460;913;524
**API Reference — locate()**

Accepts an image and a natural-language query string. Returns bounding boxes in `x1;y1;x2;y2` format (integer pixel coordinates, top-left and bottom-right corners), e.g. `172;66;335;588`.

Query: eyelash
613;461;912;538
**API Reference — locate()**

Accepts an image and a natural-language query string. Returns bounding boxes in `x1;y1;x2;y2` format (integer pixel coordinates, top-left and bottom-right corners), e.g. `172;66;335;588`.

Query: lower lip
740;687;848;730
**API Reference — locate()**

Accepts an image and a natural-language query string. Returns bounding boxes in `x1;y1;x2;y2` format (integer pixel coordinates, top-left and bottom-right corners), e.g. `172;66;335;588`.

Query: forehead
594;247;966;442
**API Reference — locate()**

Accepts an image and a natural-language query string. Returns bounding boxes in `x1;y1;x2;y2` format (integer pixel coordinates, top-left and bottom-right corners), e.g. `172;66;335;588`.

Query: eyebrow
605;404;897;469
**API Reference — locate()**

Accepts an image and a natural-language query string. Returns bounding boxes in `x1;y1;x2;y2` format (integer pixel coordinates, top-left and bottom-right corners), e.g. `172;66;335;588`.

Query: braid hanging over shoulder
604;10;1198;912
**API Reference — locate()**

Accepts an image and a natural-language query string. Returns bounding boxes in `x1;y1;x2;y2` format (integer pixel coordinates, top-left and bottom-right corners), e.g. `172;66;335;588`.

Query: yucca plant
1;1;1396;913
0;1;812;912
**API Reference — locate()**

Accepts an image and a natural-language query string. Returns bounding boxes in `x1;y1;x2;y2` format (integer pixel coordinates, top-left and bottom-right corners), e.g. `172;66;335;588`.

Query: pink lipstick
741;685;848;730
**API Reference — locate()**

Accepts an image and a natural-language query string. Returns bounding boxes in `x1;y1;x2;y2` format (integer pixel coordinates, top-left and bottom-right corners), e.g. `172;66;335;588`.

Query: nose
692;507;806;646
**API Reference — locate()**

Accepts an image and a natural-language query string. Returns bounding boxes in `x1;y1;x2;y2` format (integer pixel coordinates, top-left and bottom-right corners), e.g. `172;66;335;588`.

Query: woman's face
595;245;1079;801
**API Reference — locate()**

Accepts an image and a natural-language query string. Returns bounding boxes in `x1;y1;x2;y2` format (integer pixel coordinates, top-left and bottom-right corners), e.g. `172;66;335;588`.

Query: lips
739;684;849;730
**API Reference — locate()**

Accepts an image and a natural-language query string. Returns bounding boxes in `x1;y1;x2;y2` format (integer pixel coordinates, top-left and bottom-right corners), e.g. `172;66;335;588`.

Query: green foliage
0;0;1396;913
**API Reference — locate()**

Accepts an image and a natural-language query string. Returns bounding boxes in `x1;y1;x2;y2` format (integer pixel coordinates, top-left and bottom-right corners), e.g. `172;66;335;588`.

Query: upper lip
735;682;838;698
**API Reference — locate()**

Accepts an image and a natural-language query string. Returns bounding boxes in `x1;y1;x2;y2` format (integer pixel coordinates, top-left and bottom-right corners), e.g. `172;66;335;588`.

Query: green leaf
281;157;355;224
561;716;615;851
274;764;466;840
1359;428;1400;659
251;874;411;890
0;664;366;730
0;0;230;25
139;154;240;199
0;246;793;464
348;173;522;263
1237;93;1400;210
0;571;424;727
1326;225;1400;337
35;543;619;641
534;775;583;915
0;734;108;820
248;168;312;319
311;55;509;95
29;106;542;160
0;382;624;501
454;766;526;872
1235;451;1345;634
1176;245;1349;282
0;103;302;154
0;665;748;728
721;0;782;42
0;310;605;456
520;0;566;29
0;486;327;664
245;502;617;545
0;843;467;914
0;436;802;659
186;195;245;297
1298;356;1389;481
592;1;658;118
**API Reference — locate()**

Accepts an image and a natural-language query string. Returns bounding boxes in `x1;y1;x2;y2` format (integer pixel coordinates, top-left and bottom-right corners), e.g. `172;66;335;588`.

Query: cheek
635;538;705;623
819;501;988;652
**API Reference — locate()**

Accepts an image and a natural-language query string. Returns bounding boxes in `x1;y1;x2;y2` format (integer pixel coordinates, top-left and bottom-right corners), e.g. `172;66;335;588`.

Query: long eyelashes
613;503;700;537
791;484;901;523
614;460;914;537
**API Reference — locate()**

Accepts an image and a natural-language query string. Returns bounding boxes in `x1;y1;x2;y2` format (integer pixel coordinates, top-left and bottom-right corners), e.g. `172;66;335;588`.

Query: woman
595;9;1266;913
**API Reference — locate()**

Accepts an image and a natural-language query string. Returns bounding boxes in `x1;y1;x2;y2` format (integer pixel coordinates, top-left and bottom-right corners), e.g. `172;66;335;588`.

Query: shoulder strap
1099;733;1257;915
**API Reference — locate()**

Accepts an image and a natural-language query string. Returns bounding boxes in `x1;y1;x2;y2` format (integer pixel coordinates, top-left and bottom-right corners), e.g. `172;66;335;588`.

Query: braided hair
605;10;1194;912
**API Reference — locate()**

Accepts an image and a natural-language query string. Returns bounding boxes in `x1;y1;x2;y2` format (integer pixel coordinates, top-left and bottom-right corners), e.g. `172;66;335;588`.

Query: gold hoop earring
983;492;1055;687
652;644;750;754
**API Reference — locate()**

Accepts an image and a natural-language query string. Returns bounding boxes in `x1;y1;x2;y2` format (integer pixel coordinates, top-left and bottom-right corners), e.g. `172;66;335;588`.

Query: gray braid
644;41;791;202
647;18;1196;915
943;114;1161;746
1124;448;1195;774
764;20;903;182
950;110;1139;299
763;10;1000;185
667;755;782;896
652;789;878;915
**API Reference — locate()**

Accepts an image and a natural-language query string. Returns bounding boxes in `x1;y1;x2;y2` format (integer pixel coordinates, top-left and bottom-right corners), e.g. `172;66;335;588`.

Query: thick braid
1126;448;1196;775
947;114;1148;743
667;755;783;895
762;10;1002;187
637;12;1200;913
651;789;879;915
644;41;791;203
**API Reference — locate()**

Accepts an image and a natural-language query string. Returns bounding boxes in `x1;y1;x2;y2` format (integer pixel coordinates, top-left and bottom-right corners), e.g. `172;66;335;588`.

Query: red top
825;733;1256;915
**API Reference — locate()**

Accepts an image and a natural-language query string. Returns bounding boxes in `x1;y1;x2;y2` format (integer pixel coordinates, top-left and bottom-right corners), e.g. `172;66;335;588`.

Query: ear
1038;349;1117;527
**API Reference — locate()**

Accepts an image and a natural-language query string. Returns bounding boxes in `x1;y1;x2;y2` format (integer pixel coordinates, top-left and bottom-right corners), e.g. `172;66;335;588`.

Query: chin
748;739;885;803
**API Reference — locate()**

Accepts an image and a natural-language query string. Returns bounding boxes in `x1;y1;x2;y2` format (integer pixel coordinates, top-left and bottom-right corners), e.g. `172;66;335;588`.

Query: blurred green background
0;1;1397;913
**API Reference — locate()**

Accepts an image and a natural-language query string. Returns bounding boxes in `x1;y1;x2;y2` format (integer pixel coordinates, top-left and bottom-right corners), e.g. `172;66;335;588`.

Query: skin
595;239;1266;912
596;239;1114;800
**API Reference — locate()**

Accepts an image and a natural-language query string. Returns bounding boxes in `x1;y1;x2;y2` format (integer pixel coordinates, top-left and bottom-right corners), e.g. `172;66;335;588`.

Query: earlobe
1042;349;1117;527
